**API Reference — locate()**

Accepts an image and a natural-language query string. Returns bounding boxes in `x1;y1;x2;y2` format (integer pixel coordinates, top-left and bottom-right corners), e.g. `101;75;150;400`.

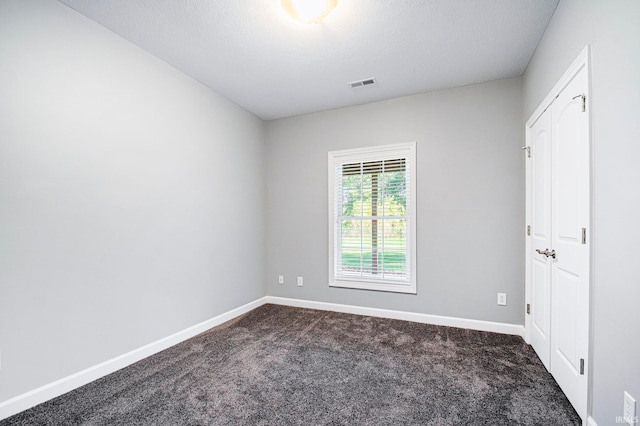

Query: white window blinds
328;143;416;294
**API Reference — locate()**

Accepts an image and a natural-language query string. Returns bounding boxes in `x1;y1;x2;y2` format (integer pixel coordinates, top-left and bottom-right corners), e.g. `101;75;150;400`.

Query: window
328;142;416;294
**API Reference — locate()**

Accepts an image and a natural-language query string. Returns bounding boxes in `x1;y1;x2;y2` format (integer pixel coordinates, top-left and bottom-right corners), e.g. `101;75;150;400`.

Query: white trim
526;45;590;128
586;416;597;426
0;297;267;421
327;142;416;162
265;296;525;337
524;116;532;345
327;142;417;294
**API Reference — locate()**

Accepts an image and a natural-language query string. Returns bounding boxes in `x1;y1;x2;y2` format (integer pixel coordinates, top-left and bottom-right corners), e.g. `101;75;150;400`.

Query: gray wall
7;1;636;423
266;77;524;325
523;0;640;423
0;0;265;402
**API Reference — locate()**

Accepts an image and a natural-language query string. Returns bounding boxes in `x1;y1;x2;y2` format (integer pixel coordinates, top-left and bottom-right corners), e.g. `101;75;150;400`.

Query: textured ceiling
58;0;559;120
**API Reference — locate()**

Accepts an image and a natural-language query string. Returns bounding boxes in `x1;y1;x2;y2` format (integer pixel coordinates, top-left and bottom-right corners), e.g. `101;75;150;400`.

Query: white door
549;65;590;417
528;107;552;370
525;49;591;421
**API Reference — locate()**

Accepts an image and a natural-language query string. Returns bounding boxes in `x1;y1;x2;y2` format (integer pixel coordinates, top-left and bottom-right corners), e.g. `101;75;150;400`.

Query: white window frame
328;142;417;294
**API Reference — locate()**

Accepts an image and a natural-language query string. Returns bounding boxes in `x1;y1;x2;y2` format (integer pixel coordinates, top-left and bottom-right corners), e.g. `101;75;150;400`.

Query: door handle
535;248;557;259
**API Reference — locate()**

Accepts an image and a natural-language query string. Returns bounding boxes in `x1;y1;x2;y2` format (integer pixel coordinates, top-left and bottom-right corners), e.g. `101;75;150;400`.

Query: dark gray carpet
3;304;580;425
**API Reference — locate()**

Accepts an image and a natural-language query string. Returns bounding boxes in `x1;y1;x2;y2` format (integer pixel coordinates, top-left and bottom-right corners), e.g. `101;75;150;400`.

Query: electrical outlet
497;293;507;306
278;275;284;284
624;391;637;426
297;276;303;287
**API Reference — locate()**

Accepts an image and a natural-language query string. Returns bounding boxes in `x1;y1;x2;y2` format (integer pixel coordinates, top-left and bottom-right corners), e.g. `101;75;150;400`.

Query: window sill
329;279;416;294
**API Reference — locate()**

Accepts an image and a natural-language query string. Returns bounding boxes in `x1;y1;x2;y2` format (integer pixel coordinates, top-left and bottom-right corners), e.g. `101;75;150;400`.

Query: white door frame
524;45;592;424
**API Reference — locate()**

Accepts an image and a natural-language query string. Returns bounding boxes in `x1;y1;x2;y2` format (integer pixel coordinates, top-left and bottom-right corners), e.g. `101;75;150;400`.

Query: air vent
348;78;376;89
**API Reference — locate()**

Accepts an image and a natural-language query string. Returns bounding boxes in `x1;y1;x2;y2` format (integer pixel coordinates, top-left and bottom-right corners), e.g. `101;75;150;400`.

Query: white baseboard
0;297;267;421
265;296;525;337
1;295;526;421
586;416;597;426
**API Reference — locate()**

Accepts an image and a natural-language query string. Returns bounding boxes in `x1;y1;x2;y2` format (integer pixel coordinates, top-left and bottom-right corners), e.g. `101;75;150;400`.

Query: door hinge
581;228;587;244
527;225;531;236
573;94;586;112
526;303;530;315
580;358;585;375
522;146;531;158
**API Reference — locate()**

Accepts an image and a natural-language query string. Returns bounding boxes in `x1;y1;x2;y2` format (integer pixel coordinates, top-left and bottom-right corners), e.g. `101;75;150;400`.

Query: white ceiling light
281;0;338;24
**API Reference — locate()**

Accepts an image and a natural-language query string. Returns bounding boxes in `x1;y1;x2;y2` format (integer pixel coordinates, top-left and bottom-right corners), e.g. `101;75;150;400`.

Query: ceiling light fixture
281;0;338;24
